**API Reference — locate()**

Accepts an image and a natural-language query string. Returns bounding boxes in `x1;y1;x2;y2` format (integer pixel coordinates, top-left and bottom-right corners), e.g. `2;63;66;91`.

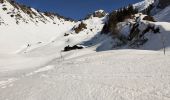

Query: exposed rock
64;33;69;36
2;0;75;24
2;7;7;11
73;22;87;33
93;10;106;18
84;10;106;19
101;5;138;34
143;15;156;22
64;45;84;52
0;0;4;3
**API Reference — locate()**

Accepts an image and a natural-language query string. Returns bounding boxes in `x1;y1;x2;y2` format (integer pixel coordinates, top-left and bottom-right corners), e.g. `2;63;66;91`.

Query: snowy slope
17;11;107;55
154;6;170;22
0;0;75;53
1;50;170;100
0;0;108;54
133;0;155;11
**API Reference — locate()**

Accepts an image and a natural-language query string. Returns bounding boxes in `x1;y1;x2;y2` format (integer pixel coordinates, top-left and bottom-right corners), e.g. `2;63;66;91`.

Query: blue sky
16;0;142;20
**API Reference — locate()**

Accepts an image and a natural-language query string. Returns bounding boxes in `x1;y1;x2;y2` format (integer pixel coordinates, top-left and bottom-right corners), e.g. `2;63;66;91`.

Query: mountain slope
15;10;107;55
154;6;170;22
0;0;75;53
134;0;155;11
1;0;170;53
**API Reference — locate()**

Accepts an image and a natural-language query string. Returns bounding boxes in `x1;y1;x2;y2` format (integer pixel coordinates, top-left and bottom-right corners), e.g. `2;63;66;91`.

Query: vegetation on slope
101;5;138;35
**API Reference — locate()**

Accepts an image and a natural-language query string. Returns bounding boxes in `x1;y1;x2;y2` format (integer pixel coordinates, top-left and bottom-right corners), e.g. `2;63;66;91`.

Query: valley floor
0;49;170;100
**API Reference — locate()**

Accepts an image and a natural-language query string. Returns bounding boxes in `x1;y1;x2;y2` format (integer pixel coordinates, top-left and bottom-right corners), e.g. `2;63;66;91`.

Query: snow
1;50;170;100
133;0;155;11
1;0;170;99
154;6;170;22
94;9;105;13
0;0;75;53
34;65;55;73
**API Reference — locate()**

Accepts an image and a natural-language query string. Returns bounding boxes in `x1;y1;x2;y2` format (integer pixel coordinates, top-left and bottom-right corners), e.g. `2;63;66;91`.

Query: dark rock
143;16;156;22
73;22;87;33
64;33;69;36
0;0;4;3
64;45;84;52
93;10;106;18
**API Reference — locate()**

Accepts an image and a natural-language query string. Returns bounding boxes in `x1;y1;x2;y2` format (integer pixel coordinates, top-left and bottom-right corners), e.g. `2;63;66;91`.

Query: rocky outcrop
73;22;87;33
0;0;4;3
143;15;155;22
93;10;106;18
0;0;75;25
84;10;106;19
101;5;138;35
64;45;84;52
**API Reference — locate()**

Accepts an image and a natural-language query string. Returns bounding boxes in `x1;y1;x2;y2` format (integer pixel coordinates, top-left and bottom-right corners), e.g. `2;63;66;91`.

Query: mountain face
99;0;170;51
133;0;155;11
0;0;76;53
0;0;74;25
0;0;108;54
0;0;170;54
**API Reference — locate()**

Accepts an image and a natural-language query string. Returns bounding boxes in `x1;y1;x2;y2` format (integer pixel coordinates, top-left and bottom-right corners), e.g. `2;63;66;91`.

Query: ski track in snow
26;65;55;76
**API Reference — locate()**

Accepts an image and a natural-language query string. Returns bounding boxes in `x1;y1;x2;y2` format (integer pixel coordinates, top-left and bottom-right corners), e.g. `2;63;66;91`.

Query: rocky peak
93;10;106;18
84;10;107;20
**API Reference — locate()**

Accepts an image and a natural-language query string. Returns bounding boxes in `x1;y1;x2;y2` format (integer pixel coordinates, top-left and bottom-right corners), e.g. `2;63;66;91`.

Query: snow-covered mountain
1;0;170;100
134;0;170;16
0;0;76;53
134;0;155;11
0;0;108;54
1;0;170;53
